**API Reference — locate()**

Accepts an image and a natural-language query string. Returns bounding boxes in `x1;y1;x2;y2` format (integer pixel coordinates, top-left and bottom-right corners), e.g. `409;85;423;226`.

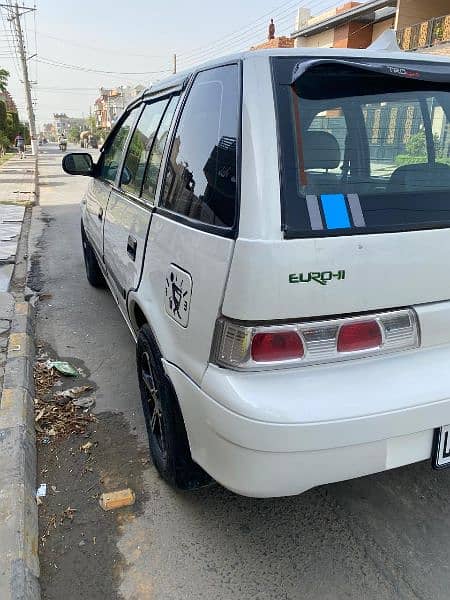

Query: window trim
154;60;242;239
95;104;143;186
139;93;180;206
117;93;176;206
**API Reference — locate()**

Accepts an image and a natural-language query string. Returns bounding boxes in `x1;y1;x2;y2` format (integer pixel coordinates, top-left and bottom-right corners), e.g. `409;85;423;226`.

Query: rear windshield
272;57;450;238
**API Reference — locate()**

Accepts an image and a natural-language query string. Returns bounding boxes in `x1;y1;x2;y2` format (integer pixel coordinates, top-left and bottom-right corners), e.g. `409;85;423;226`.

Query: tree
6;110;20;141
67;126;81;143
0;100;7;133
0;68;9;94
405;129;443;158
0;131;9;155
405;130;426;156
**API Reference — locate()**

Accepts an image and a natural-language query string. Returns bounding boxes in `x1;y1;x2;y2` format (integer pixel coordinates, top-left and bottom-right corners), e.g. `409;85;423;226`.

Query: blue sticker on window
321;194;350;229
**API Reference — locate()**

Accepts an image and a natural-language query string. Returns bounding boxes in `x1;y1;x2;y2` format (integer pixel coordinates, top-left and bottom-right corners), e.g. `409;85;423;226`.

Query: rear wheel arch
130;300;148;333
130;302;181;419
136;322;211;489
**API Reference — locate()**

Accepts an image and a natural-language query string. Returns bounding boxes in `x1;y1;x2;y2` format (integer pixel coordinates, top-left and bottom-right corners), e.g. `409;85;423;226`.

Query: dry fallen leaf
80;441;93;453
33;360;96;442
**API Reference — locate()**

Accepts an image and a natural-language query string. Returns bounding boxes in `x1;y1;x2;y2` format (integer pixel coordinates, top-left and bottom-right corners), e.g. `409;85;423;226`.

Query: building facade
94;85;145;131
291;0;450;55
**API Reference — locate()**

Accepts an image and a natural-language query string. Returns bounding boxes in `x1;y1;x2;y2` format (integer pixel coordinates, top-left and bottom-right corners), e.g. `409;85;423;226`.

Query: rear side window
142;95;178;203
160;64;240;230
98;109;138;183
120;98;169;197
272;58;450;237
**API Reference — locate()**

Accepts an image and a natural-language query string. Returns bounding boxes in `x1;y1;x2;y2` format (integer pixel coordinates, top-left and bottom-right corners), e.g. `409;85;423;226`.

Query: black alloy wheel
136;324;211;490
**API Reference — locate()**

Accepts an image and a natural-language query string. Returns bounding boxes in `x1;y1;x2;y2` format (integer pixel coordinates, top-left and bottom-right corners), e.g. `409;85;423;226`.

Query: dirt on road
35;347;149;600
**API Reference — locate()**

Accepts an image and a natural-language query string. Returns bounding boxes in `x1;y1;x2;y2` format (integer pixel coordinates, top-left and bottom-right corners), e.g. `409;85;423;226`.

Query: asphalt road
32;144;450;600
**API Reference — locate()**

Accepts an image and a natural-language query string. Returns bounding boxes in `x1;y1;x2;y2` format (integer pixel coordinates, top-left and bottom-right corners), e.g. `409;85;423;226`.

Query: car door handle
127;235;137;261
98;207;103;220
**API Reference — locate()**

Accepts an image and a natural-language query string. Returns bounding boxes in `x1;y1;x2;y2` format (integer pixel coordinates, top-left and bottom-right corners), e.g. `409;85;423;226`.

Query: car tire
81;221;106;288
136;324;211;490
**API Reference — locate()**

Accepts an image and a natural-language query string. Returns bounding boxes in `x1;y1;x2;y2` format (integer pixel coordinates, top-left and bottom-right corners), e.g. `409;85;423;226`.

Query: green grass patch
0;152;14;167
395;154;450;167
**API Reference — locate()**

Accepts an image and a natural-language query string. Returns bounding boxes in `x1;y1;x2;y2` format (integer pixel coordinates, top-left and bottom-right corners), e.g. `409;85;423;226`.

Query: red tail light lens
337;320;382;353
212;309;417;370
251;331;304;362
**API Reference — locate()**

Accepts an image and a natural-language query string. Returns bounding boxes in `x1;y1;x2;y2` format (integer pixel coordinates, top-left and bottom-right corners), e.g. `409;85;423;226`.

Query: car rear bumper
163;346;450;497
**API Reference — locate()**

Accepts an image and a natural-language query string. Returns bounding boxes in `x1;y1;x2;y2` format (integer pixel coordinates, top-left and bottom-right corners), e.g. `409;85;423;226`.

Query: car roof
142;46;450;97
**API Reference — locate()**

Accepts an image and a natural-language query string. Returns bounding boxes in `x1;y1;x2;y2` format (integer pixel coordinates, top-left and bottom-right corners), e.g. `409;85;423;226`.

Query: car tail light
337;320;382;352
211;308;419;370
251;331;304;362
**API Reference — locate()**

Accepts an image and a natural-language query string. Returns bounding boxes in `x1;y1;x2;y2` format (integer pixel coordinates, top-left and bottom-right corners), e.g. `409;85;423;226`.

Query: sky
0;0;344;128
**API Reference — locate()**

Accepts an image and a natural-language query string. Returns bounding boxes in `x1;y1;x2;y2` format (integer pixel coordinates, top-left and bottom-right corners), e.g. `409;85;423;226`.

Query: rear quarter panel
130;214;234;384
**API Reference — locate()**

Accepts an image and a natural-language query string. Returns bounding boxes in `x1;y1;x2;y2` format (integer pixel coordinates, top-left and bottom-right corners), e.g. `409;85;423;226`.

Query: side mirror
62;153;94;176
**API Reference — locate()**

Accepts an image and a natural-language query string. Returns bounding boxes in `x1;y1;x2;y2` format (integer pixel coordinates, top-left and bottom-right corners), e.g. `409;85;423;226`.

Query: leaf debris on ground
34;360;96;442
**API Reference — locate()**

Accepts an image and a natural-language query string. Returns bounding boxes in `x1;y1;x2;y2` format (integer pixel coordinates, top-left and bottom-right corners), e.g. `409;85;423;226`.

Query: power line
35;29;169;59
178;0;300;61
37;55;171;76
0;2;20;77
178;0;311;65
178;0;341;70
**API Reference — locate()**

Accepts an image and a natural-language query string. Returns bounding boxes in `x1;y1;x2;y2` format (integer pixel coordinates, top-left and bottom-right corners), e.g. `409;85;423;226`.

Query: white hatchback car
63;42;450;497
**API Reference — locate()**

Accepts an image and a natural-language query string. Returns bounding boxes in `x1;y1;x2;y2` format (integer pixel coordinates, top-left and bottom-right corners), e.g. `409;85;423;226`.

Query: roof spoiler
291;57;450;87
367;29;401;52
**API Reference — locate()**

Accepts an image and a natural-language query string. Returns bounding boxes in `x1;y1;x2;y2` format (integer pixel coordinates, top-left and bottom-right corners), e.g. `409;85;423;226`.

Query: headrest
303;130;340;170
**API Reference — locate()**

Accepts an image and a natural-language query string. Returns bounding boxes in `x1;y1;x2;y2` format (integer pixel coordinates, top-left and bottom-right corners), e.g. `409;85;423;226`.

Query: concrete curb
0;151;40;599
0;299;40;599
33;155;39;205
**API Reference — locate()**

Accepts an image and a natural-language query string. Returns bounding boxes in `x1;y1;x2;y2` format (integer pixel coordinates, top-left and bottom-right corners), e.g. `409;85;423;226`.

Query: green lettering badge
289;270;346;285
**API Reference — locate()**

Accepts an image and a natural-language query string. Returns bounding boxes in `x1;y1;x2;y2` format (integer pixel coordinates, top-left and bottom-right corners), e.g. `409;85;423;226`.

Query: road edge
0;300;40;599
0;151;40;599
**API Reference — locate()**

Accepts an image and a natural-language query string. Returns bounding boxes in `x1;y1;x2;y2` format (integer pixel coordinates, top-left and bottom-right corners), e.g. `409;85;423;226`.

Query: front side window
160;64;240;229
98;109;138;183
273;58;450;237
120;98;169;197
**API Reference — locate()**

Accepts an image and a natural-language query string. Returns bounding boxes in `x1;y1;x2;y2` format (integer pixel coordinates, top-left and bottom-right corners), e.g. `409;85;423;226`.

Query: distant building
291;0;397;49
290;0;450;55
94;85;145;130
251;19;295;50
51;114;87;138
53;113;70;135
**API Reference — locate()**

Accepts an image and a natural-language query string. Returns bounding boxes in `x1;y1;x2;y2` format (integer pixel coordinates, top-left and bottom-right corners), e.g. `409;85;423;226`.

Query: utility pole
2;2;38;155
173;53;177;75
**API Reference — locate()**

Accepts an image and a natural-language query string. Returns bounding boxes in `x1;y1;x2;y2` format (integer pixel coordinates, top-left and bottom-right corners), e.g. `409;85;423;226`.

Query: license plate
432;425;450;469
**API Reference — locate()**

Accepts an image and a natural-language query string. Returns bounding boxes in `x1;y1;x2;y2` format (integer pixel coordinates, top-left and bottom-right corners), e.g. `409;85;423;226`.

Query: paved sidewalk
0;153;39;600
0;155;36;205
0;154;36;293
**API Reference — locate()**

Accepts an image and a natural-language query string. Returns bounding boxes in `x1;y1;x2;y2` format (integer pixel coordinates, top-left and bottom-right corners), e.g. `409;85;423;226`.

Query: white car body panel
164;360;438;497
103;190;151;309
133;213;234;383
83;178;110;257
222;229;450;320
